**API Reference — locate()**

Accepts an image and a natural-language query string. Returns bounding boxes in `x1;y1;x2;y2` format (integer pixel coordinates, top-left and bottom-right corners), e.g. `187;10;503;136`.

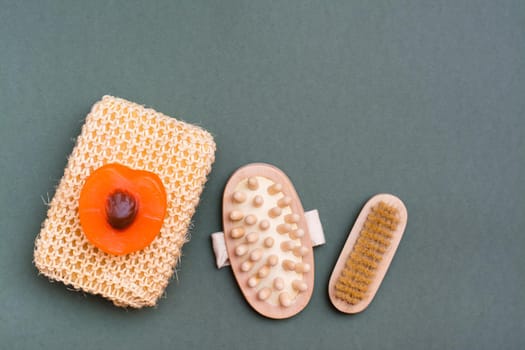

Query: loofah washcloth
34;95;216;308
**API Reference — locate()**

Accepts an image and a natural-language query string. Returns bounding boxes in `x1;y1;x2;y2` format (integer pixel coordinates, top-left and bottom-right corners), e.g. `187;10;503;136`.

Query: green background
1;1;524;349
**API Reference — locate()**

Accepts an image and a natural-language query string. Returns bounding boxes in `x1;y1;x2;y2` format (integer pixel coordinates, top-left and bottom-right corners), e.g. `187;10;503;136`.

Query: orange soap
78;163;167;256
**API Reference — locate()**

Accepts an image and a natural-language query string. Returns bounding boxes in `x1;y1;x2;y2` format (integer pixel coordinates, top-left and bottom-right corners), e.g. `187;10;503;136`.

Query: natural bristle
334;201;399;305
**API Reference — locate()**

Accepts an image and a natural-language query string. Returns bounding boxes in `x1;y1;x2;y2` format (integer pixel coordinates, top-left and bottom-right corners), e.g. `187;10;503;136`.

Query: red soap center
105;190;139;230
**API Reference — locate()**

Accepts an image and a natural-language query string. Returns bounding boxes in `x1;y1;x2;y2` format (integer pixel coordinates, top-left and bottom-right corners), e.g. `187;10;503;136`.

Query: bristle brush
328;193;407;313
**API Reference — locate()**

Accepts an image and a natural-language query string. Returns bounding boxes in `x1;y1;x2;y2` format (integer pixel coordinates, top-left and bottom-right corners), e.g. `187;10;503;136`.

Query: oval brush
328;193;408;313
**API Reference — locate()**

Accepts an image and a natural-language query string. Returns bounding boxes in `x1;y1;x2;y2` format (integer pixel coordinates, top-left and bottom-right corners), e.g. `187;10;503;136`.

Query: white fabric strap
304;209;326;246
211;209;325;269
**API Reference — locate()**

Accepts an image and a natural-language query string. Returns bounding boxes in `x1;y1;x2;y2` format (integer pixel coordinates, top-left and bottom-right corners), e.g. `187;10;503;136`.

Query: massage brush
219;163;322;319
328;193;407;313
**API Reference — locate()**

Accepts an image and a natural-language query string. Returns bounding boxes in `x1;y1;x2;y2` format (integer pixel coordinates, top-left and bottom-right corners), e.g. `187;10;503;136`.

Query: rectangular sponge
34;96;216;308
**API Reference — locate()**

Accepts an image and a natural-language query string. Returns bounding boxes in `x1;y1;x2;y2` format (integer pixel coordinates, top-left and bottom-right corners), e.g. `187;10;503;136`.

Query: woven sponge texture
34;96;216;308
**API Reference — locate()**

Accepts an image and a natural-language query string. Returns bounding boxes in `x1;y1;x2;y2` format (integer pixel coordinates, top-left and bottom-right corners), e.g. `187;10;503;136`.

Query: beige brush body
328;193;407;313
223;163;314;319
